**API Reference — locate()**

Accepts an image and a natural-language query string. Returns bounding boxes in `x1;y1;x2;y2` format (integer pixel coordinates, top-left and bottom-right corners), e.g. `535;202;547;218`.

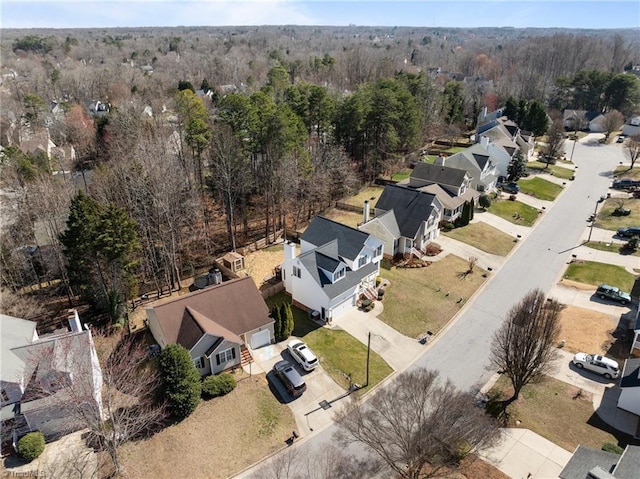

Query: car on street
287;339;319;371
612;178;640;190
572;353;620;379
272;360;307;397
617;135;626;143
617;226;640;238
595;284;631;305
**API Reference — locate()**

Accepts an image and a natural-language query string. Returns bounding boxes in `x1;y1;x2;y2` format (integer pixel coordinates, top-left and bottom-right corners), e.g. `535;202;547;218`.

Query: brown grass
119;374;296;479
558;305;618;356
490;376;620;452
243;243;290;288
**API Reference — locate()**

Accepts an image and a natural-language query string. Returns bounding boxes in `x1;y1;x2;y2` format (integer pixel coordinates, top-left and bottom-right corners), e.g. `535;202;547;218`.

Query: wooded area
1;25;639;327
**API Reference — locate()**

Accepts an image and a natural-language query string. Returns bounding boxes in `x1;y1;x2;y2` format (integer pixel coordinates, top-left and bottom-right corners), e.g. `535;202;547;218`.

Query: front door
321;307;326;320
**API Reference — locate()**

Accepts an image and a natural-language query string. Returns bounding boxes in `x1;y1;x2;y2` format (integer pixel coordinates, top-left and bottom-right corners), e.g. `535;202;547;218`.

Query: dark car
612;178;640;190
617;135;626;143
617;226;640;238
499;182;520;194
273;360;306;397
596;284;631;305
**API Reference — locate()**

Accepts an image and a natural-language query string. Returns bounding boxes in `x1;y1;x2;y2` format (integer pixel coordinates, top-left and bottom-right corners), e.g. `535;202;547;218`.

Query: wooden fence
237;229;284;255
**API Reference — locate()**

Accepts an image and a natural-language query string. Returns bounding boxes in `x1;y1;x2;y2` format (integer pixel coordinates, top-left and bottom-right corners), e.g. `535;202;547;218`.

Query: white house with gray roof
435;142;499;193
281;216;383;322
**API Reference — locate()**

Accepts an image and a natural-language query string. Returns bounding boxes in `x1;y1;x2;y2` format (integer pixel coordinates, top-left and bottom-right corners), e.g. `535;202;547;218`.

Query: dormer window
375;245;382;257
335;268;345;281
358;256;367;268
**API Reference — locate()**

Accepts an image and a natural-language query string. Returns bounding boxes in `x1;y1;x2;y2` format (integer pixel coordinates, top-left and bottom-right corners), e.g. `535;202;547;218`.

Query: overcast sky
2;0;639;29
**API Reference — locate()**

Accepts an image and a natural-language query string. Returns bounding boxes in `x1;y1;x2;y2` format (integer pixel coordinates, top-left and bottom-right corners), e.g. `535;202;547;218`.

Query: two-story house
435;142;500;193
359;184;442;259
281;216;384;322
404;162;479;222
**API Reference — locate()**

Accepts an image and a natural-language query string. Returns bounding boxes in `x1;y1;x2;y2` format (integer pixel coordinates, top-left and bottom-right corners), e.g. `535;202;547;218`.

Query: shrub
202;373;237;398
159;344;201;419
17;432;45;462
479;194;492;209
601;443;624;455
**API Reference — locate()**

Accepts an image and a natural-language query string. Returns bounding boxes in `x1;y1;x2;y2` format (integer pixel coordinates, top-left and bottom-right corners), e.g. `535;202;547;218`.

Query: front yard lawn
487;199;540;226
488;375;625;452
612;166;640;179
343;186;384;207
584;240;640;257
442;222;516;256
266;292;393;391
563;260;635;291
120;374;296;479
518;177;563;201
527;161;575;180
378;255;487;338
595;198;640;231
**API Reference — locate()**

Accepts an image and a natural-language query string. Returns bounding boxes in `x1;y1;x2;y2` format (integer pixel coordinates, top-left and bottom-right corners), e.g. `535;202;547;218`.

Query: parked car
617;135;626;143
273;360;307;397
596;284;631;305
499;182;520;194
287;339;319;371
617;226;640;238
572;353;620;379
612;178;640;190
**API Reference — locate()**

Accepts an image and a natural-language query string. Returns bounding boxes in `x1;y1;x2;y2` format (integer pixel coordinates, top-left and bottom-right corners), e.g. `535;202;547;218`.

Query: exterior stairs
240;346;253;366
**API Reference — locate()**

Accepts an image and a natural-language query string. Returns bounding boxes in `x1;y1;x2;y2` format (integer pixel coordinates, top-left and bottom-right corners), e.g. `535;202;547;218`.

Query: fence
335;201;364;213
260;280;285;299
237;229;284;255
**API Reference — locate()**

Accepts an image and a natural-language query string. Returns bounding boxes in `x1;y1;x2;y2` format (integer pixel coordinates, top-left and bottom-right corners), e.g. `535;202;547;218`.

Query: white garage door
331;295;356;320
250;329;271;349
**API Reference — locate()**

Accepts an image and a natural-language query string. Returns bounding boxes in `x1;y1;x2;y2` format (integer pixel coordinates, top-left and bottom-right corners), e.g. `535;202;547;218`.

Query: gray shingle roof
375;184;436;239
620;358;640;388
559;445;618;479
614;445;640;478
411;162;467;188
298;240;378;299
301;216;370;262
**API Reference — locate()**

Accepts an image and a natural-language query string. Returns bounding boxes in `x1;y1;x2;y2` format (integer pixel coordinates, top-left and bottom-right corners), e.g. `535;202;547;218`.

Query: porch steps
240;346;253;366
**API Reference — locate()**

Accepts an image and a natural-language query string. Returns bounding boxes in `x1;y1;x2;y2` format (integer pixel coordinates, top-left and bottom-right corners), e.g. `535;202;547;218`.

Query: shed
222;252;245;272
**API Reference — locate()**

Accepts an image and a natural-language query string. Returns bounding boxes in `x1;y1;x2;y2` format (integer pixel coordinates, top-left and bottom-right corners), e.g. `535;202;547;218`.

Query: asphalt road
238;137;628;477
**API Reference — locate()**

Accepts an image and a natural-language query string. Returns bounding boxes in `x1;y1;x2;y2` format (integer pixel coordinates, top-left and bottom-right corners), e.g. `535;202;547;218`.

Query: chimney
68;309;82;333
435;155;445;166
284;242;297;262
480;136;489;148
363;200;370;224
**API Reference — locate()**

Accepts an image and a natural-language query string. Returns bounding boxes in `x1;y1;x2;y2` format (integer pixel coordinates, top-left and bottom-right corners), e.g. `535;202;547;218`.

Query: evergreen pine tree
272;305;282;341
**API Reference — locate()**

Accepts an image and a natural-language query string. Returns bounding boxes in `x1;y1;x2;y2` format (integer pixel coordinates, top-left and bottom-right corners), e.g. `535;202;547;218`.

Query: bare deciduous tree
543;119;566;161
489;289;562;409
335;368;500;479
602;109;624;140
625;134;640;169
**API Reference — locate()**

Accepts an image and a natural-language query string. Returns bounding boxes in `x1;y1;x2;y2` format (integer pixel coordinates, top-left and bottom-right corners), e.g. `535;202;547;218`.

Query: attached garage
330;295;356;320
250;329;271;349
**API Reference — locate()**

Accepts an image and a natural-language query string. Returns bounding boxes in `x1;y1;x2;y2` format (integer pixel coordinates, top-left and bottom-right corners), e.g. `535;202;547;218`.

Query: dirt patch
558;305;618;356
119;374;296;479
243;244;290;288
559;278;597;290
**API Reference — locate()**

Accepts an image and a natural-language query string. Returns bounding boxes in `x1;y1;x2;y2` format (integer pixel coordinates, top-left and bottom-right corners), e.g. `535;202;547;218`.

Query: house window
375;245;382;257
293;265;301;278
1;388;8;403
335;268;345;280
358;255;367;267
193;357;205;369
216;348;236;366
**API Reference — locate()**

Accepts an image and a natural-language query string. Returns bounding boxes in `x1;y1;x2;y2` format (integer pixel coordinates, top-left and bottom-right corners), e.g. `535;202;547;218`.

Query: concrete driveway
248;340;348;436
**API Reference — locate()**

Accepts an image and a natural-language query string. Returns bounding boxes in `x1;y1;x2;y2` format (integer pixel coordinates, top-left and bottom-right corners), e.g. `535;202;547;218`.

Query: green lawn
527;161;575;180
518;177;564;201
442;146;466;154
378;255;487;338
612;166;640;179
563;260;635;291
390;169;412;181
487;199;541;226
442;222;516;256
266;293;393;391
595;198;640;231
343;186;384;207
584;240;640;257
489;375;625;452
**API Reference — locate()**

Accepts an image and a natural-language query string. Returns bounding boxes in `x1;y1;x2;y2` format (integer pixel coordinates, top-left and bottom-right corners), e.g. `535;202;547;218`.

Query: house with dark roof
281;216;383;322
1;311;103;447
405;162;479;222
560;444;640;479
359;183;442;258
563;109;606;133
146;277;274;376
435;142;499;193
476;107;536;167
